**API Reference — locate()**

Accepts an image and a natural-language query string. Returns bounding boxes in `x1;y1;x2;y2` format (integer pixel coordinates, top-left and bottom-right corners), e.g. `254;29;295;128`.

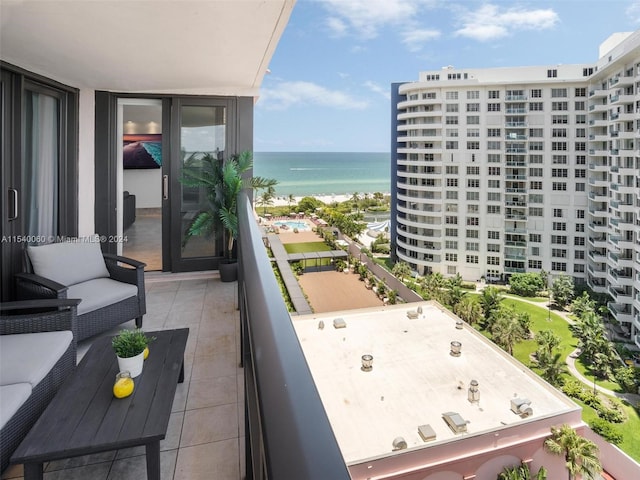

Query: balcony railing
238;194;351;480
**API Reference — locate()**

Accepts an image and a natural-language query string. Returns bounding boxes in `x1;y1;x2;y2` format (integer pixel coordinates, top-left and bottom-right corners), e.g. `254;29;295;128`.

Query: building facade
391;31;640;348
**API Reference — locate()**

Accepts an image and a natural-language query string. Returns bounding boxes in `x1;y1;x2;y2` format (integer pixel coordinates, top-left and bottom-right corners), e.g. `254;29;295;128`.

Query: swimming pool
273;220;311;231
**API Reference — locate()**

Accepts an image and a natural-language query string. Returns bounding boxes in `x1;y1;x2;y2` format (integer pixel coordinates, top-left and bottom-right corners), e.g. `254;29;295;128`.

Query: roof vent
391;437;407;450
450;341;462;357
442;412;468;434
333;318;346;329
361;354;373;372
468;380;480;403
455;319;464;329
510;398;533;418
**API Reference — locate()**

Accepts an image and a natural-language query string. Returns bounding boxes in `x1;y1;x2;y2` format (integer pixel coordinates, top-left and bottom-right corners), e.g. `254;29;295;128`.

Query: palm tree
258;186;275;215
479;286;504;327
491;314;527;356
544;424;602;480
536;330;561;358
350;192;361;213
535;350;568;387
392;261;412;283
498;463;547;480
287;193;295;214
453;295;483;326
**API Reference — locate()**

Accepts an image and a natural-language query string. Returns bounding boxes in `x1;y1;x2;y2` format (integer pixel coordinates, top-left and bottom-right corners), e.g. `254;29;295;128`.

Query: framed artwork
123;134;162;169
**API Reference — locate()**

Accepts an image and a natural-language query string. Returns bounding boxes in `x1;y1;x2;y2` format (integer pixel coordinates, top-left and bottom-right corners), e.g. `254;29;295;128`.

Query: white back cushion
27;236;110;286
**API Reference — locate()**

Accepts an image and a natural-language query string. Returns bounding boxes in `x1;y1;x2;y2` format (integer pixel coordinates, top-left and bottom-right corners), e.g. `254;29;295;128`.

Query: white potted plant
111;329;153;378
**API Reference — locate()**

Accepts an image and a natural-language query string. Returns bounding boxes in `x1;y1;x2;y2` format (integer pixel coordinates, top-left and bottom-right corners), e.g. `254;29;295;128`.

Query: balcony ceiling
0;0;295;96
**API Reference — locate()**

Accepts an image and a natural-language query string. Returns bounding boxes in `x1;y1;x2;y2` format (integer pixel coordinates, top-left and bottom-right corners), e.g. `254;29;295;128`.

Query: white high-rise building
390;31;640;345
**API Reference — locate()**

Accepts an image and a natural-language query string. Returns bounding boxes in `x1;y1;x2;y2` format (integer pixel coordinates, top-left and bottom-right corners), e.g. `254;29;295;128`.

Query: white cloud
454;4;559;42
322;0;434;39
363;81;390;100
626;1;640;23
258;81;369;110
401;28;441;52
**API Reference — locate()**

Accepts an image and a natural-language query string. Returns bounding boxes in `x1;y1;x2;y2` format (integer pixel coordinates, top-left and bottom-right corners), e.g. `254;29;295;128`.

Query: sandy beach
271;193;388;207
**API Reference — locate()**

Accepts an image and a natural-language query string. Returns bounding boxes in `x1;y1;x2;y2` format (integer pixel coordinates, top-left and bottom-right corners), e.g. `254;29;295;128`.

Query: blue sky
254;0;640;153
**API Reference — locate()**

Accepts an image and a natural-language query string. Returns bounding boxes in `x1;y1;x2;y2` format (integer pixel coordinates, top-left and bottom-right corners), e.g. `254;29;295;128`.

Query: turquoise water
253;152;390;197
273;220;311;231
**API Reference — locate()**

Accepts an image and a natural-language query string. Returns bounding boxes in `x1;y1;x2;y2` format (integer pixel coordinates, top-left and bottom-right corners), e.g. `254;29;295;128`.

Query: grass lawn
573;356;623;392
503;293;549;303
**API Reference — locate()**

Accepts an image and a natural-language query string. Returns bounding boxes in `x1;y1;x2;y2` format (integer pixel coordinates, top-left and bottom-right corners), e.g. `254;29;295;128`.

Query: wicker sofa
15;237;146;341
0;299;79;473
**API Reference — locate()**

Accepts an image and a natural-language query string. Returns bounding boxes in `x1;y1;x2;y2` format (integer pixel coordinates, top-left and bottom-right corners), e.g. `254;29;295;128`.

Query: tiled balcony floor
2;271;244;480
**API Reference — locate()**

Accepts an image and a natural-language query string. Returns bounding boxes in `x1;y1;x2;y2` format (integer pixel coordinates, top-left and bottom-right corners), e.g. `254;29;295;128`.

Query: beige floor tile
174;439;240;480
195;333;236;357
180;404;238;447
190;351;239;381
186;376;237;411
107;449;177;480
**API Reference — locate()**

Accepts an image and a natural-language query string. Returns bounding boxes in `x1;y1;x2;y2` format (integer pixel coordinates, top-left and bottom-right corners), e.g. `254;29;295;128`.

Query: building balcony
589;88;606;98
608;302;634;323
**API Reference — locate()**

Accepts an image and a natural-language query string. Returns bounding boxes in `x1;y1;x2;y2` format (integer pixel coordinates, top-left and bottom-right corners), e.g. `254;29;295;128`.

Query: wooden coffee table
11;328;189;480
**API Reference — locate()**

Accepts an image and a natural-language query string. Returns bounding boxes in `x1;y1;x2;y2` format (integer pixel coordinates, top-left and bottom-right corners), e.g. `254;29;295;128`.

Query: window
529;155;543;164
552;128;567;137
466;217;479;226
575;183;585;191
553;208;563;218
466;103;480;112
446;190;458;199
487;141;501;150
552;114;568;124
552;249;567;258
445;253;457;262
575;87;586;97
488;167;501;176
529;167;543;177
487;231;500;239
575;155;586;165
551;235;567;244
576;210;585;219
446;178;458;187
574;264;585;273
531;247;540;256
446;166;459;174
529;141;543;151
467;128;480;137
487;128;501;137
446;104;459;112
575;169;586;178
447;266;457;275
529;102;543;111
530;89;542;98
575;142;586;151
466;229;479;238
529;260;542;269
487;192;501;201
466;255;479;264
467;91;480;99
575;114;586;124
467;115;480;124
446;128;459;137
529;128;543;137
445;216;458;224
445;228;458;237
487;179;500;188
467;191;480;201
530;181;543;190
575;223;585;232
445;117;458;125
529;194;543;203
529;233;541;242
551;262;566;271
467;204;479;213
574;237;585;246
552;142;567;151
488;154;501;163
574;101;585;110
446;141;458;149
552;168;568;177
467;179;480;188
487;205;501;214
487;243;500;252
466;242;479;251
575;250;585;259
487;256;500;265
552;182;567;191
445;91;458;100
445;240;458;249
445;203;458;213
551;88;567;98
529;207;543;216
467;141;479;149
488;90;500;99
488;103;501;112
547;69;557;78
552;155;567;164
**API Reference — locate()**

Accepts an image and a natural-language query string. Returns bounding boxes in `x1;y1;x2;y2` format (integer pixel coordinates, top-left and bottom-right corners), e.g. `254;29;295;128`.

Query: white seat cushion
0;331;72;387
27;236;109;286
67;278;138;315
0;383;32;430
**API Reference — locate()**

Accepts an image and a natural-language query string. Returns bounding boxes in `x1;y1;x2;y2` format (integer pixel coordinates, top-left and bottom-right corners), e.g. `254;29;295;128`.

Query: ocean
253;152;390;197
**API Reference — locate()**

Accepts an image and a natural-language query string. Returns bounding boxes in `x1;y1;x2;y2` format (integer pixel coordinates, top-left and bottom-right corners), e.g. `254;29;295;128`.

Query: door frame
95;92;254;273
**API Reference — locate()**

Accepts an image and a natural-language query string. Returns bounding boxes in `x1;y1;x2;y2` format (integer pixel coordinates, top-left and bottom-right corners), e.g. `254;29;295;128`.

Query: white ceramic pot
117;351;145;378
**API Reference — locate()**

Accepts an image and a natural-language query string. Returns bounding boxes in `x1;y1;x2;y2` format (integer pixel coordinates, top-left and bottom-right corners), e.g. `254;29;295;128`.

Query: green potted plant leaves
181;150;277;282
112;329;153;378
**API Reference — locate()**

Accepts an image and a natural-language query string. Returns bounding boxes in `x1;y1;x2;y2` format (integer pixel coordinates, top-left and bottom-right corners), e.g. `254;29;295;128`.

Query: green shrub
590;418;623;444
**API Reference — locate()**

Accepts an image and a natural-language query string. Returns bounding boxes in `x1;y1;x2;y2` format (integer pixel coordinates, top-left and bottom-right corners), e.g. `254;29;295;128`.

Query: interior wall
123;169;162;208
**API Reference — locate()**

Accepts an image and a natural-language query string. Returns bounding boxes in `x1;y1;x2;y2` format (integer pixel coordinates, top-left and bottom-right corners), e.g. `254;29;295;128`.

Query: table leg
146;441;161;480
23;462;44;480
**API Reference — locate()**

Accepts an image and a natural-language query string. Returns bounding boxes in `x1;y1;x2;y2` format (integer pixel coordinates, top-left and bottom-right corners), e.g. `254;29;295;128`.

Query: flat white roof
293;302;577;464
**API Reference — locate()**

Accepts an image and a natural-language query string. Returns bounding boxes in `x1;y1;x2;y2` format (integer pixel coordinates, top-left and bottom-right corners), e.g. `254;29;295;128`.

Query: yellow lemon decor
143;346;149;360
113;371;134;399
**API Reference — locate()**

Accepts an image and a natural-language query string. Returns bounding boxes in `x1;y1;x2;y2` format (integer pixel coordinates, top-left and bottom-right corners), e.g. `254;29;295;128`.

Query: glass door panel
178;104;225;260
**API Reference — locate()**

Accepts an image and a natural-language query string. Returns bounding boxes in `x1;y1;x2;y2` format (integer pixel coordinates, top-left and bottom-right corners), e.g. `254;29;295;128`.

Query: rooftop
294;302;578;464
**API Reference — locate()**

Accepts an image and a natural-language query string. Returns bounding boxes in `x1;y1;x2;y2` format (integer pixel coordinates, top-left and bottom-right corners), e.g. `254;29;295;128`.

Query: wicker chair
0;299;79;473
15;239;146;341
